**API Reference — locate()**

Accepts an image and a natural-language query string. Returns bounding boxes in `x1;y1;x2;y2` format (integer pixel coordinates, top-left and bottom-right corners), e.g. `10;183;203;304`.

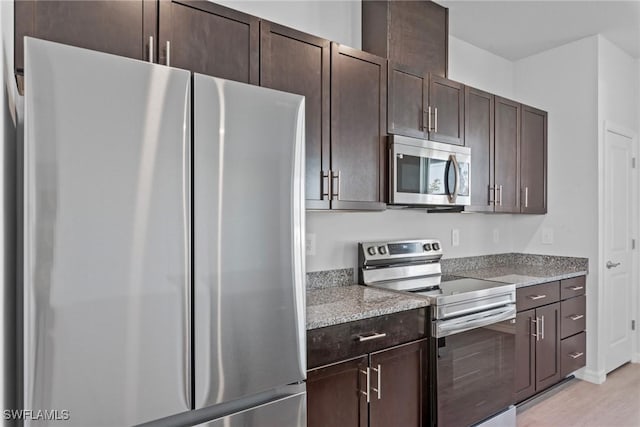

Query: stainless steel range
358;239;517;427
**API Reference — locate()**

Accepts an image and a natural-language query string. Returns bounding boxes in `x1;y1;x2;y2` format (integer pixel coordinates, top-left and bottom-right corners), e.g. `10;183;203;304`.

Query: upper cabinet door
362;0;448;77
465;86;494;212
260;21;331;210
494;96;521;213
15;0;155;75
387;61;428;139
158;0;259;84
428;75;465;146
330;44;387;210
521;105;548;214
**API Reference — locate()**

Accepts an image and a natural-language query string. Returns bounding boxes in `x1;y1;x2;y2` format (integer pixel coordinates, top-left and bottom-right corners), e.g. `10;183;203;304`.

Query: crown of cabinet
362;0;449;78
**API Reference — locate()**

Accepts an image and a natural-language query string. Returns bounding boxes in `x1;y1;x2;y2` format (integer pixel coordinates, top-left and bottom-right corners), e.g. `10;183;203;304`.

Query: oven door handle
434;305;516;338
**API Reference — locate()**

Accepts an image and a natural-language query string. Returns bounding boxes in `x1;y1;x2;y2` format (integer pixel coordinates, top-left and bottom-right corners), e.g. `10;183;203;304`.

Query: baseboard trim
577;368;606;384
516;376;576;413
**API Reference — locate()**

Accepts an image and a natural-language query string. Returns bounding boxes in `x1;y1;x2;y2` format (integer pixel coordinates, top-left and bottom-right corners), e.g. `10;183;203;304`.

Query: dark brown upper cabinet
494;97;521;213
330;43;387;211
465;86;495;212
387;62;463;145
158;0;259;84
15;0;156;86
260;21;330;210
362;0;448;78
520;105;548;214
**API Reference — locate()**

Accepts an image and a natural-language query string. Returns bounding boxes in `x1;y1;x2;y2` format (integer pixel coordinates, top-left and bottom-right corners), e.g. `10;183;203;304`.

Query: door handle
447;155;459;203
166;40;171;66
427;106;432;132
434;107;438;133
321;170;331;200
148;35;154;63
606;261;621;269
569;314;584;321
357;332;387;342
360;368;371;403
532;317;540;342
331;170;341;201
370;364;382;400
527;294;547;301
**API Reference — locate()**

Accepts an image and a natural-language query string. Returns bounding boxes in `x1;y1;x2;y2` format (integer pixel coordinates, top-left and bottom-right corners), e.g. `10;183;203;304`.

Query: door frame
597;121;639;382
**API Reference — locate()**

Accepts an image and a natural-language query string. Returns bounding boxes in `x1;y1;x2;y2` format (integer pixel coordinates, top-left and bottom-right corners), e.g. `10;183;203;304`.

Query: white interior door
603;127;634;373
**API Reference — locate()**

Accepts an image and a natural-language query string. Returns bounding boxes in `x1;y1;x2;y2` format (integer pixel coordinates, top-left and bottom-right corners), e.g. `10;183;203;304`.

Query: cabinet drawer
307;308;427;369
561;276;586;300
561;332;586;377
516;281;560;311
561;295;586;339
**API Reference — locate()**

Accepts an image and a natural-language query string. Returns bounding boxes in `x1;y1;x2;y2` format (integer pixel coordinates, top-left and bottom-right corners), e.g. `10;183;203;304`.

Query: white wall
215;0;362;48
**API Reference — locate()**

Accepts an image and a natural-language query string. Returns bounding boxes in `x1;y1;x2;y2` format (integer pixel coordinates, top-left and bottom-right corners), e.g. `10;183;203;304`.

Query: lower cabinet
307;340;428;427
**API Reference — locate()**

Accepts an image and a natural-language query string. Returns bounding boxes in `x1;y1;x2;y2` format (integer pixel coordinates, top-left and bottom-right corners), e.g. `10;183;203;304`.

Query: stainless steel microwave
389;135;471;207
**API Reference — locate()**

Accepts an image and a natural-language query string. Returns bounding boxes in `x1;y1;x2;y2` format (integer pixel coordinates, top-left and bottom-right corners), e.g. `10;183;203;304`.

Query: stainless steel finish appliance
389;135;471;207
359;239;516;427
21;38;305;427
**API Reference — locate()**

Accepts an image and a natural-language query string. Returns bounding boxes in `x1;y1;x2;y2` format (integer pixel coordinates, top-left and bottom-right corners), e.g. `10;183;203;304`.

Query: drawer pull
357;332;387;342
570;314;584;321
569;352;584;359
528;294;547;301
569;286;584;291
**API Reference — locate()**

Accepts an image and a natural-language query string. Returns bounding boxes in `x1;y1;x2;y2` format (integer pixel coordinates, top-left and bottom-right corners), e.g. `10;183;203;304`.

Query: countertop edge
513;270;588;288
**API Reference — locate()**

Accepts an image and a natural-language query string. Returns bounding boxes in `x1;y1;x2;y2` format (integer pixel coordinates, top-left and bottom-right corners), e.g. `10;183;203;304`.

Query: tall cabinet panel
260;22;330;209
159;0;259;84
331;44;387;210
465;87;494;212
521;105;548;214
494;97;521;213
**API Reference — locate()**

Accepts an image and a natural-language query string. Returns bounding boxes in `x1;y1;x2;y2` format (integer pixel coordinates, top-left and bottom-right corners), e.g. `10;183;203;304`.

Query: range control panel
359;239;443;263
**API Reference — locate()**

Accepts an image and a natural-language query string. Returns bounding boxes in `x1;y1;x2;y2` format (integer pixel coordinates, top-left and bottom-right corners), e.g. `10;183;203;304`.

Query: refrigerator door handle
182;79;192;409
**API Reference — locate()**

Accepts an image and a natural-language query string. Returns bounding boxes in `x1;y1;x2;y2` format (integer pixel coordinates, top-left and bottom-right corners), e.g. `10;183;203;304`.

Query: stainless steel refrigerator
20;38;306;427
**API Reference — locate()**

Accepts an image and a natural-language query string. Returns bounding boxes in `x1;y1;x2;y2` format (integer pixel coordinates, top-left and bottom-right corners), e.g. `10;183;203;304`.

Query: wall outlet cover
542;228;554;245
306;233;316;256
493;229;499;243
452;229;460;247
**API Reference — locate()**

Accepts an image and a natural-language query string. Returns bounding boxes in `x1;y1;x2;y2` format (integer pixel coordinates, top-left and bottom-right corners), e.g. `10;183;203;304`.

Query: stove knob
367;246;377;256
423;243;432;251
432;243;440;251
378;246;387;255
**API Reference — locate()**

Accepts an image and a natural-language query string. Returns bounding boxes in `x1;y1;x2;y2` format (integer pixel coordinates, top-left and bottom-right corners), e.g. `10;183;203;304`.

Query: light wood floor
517;363;640;427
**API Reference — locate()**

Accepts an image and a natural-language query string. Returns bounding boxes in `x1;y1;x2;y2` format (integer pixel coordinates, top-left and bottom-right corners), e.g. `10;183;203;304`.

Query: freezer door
195;392;306;427
194;74;306;408
23;39;192;425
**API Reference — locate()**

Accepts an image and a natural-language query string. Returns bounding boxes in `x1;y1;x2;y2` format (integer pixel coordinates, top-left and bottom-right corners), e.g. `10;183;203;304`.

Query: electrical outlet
493;229;499;243
306;233;316;256
451;229;460;247
542;228;554;245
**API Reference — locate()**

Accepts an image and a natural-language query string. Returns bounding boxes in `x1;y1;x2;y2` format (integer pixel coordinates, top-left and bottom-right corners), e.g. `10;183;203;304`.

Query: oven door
433;318;515;427
390;136;470;206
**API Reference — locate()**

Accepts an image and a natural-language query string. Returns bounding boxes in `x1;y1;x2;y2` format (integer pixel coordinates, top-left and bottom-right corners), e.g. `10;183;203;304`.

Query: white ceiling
438;0;640;60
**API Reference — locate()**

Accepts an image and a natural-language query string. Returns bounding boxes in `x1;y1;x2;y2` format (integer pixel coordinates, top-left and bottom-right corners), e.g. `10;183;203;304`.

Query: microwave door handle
448;154;459;203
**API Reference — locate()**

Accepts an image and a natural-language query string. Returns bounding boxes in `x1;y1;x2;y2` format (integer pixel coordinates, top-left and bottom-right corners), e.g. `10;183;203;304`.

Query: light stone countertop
306;285;430;330
454;265;587;287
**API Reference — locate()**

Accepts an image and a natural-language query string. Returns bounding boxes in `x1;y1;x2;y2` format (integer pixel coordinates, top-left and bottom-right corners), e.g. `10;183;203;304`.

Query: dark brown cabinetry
15;0;155;76
330;44;387;210
428;75;464;145
494;97;521;213
515;276;587;403
307;308;428;427
362;0;448;78
464;86;494;211
520;105;548;213
158;0;259;83
260;22;330;209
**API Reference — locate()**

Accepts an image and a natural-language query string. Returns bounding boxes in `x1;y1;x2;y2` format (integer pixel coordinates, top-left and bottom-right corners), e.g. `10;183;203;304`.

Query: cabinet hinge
632;320;636;331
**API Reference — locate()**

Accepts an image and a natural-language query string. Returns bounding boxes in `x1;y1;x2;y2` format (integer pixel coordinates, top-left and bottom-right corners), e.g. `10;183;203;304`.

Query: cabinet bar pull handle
331;170;341;201
434;107;438;133
532;317;539;341
428;106;432;132
540;315;545;340
166;40;171;66
569;286;584;291
528;294;547;300
360;368;371;403
488;186;495;205
357;332;387;342
570;314;584;321
321;170;331;200
422;109;428;131
569;352;584;359
524;186;529;208
371;364;382;400
148;36;154;63
499;185;503;206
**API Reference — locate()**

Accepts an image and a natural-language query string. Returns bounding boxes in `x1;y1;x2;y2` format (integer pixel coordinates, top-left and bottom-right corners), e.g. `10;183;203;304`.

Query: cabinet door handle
540;315;545;340
569;314;584;321
359;368;371;403
569;286;584;291
524;186;529;208
488;186;495;205
331;170;341;201
499;185;503;206
148;36;154;63
321;170;331;200
531;317;540;341
569;352;584;359
422;109;428;132
357;332;387;342
427;106;432;132
370;364;382;400
434;107;438;133
166;40;171;66
528;294;547;301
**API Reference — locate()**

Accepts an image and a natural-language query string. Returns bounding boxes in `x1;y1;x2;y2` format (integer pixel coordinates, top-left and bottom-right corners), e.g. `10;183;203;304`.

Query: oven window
397;154;421;193
396;154;469;197
435;320;515;427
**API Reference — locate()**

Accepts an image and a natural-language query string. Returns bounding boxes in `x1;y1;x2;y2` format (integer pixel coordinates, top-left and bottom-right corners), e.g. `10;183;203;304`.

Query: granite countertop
306;285;430;330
